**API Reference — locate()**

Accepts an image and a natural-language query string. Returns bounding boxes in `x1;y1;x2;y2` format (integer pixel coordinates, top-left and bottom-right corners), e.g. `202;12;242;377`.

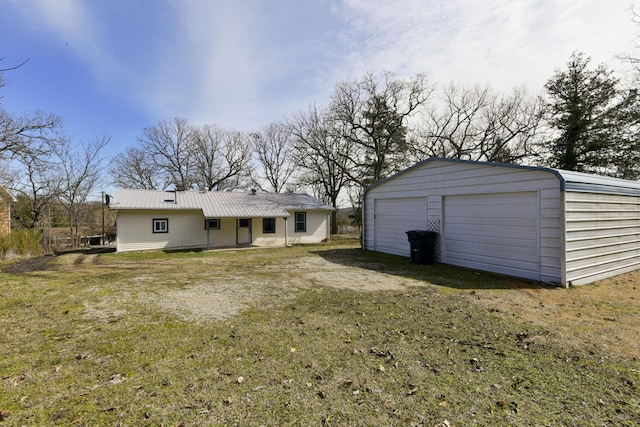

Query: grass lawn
1;236;638;426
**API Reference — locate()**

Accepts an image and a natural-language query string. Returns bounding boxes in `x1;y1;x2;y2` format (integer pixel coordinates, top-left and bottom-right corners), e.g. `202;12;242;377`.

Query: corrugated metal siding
565;191;640;285
364;159;563;283
442;192;540;280
373;198;427;257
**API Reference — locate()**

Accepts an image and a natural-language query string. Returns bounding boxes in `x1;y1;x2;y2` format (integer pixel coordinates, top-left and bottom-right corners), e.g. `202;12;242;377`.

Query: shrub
0;228;44;259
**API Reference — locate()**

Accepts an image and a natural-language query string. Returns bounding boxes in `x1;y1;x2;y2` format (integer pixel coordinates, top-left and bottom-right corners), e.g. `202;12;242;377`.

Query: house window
295;212;306;232
152;218;168;233
205;218;220;230
238;218;250;228
263;218;276;234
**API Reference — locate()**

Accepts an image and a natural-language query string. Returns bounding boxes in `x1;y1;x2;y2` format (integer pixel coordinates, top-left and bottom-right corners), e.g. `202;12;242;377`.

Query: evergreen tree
543;52;640;178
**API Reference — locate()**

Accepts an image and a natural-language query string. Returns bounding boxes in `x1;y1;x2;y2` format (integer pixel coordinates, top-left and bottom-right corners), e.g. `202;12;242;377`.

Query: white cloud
9;0;637;133
332;0;638;92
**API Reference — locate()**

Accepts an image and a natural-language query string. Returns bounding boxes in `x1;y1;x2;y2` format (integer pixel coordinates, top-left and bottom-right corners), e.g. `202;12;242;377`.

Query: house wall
364;160;563;283
251;211;329;246
116;210;207;252
287;210;330;244
116;209;330;252
564;190;640;285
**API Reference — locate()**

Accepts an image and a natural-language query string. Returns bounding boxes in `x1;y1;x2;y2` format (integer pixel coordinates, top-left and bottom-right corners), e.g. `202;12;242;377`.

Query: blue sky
1;0;638;163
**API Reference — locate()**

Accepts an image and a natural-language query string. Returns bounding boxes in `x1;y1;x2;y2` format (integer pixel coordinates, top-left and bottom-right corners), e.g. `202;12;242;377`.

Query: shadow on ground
310;247;553;290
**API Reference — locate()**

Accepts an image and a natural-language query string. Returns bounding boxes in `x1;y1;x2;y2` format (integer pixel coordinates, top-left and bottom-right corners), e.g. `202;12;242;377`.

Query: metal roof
364;157;640;197
109;189;333;218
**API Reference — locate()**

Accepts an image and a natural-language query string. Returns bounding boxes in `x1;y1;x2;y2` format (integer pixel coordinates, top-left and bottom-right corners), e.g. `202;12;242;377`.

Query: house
109;189;334;252
0;187;16;237
363;157;640;287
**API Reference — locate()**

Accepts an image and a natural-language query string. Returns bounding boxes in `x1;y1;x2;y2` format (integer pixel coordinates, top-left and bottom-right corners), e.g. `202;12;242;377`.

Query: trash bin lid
406;230;436;236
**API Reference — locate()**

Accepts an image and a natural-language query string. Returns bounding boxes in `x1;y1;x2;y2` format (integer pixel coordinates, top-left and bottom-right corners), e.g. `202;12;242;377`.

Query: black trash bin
406;230;437;264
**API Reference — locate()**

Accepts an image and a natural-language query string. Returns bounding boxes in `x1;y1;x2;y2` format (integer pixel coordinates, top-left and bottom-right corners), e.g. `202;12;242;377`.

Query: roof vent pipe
250;188;257;195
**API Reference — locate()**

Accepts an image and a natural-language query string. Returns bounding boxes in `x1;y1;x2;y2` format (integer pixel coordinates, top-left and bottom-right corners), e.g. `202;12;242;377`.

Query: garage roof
110;189;334;218
365;158;640;197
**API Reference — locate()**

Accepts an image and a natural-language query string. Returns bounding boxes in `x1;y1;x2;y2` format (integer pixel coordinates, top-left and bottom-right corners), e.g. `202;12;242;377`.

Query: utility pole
101;191;105;245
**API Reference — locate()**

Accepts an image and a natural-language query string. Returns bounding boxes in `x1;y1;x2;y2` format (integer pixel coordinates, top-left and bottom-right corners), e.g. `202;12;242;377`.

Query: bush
0;228;44;259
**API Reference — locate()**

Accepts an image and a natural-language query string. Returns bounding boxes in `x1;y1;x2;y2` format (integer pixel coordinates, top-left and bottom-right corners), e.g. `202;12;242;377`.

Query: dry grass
0;237;638;426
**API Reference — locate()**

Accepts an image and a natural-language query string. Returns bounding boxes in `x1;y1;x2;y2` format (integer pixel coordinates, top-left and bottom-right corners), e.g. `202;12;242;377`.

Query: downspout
284;218;288;246
327;211;331;242
207;228;210;250
284;217;291;247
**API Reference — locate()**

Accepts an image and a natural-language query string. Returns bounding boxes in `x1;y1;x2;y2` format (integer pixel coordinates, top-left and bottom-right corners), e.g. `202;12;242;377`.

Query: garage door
374;197;427;257
442;192;539;280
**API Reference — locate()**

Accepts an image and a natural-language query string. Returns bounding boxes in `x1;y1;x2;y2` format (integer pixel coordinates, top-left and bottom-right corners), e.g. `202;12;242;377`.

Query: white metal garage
442;192;540;280
363;158;640;287
373;197;426;257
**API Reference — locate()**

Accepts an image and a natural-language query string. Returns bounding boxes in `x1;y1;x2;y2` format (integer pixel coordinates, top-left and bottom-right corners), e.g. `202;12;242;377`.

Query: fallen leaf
378;364;386;372
109;374;125;384
237;376;245;384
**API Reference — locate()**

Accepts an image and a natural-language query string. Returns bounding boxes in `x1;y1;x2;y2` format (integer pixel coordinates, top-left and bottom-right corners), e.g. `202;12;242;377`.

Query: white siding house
363;158;640;287
110;189;333;253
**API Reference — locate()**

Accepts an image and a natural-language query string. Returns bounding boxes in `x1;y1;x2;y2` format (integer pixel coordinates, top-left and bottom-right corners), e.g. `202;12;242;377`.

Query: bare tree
110;146;161;189
251;122;297;192
55;135;109;246
0;110;61;158
414;83;544;163
192;126;253;191
1;60;61;159
330;71;432;187
289;105;351;234
124;119;253;192
138;117;195;190
1;139;60;230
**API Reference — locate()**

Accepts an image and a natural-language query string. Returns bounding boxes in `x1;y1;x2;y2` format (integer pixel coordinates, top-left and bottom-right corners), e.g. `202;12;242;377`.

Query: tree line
2;50;640;240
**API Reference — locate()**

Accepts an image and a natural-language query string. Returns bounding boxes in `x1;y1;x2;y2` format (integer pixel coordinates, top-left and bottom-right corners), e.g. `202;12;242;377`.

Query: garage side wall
364;160;563;283
564;191;640;285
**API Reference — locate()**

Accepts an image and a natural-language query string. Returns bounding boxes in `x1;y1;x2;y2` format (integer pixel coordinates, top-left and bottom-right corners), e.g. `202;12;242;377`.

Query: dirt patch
1;248;113;273
148;256;429;323
1;254;55;274
291;256;424;291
